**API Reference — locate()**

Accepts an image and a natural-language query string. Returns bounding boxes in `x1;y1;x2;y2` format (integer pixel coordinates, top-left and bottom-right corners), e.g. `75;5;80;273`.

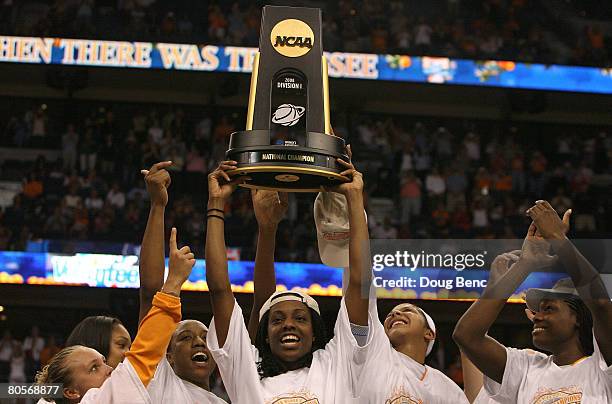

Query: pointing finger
562;209;572;227
149;161;173;174
169;227;177;251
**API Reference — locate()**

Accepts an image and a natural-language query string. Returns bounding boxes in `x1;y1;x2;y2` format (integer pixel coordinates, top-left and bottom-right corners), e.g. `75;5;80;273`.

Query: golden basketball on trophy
225;5;349;192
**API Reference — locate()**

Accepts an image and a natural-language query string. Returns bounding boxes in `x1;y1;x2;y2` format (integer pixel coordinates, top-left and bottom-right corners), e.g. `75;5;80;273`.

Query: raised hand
526;200;571;240
141;161;172;207
487;250;521;287
162;227;196;296
207;160;248;203
518;221;558;271
252;189;288;229
329;145;363;198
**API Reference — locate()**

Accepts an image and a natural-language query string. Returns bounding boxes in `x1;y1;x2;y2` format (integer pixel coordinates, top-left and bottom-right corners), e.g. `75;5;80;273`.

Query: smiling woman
65;316;131;369
203;155;374;403
255;294;328;378
147;319;225;403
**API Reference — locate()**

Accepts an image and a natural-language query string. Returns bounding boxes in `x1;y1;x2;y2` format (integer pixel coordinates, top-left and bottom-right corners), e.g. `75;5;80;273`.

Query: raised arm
247;189;287;341
528;201;612;365
127;227;195;387
138;161;172;323
332;147;370;326
205;161;247;347
460;351;484;403
453;223;556;383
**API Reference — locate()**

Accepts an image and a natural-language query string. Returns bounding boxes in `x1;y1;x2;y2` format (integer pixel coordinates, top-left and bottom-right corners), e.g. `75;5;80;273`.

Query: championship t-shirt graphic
267;391;320;404
531;386;583;404
385;386;424;404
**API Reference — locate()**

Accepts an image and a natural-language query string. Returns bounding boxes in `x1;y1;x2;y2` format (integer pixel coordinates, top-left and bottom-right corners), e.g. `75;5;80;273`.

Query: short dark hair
65;316;123;358
255;308;328;379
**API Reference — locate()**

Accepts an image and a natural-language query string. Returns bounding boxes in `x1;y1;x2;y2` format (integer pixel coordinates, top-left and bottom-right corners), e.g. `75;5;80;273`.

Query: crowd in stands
0;327;52;384
1;0;610;67
0;99;610;263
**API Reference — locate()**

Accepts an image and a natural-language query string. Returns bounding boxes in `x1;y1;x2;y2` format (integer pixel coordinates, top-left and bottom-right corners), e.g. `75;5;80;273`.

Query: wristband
207;214;225;222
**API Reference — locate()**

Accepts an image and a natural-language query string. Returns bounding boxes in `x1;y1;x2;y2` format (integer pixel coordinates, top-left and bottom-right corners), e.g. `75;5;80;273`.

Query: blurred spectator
99;134;117;174
30;106;47;148
9;341;25;384
62;124;79;171
425;167;446;203
551;188;572;215
64;185;82;210
22;326;44;382
22;173;43;200
39;335;61;368
432;202;451;235
0;331;13;382
528;151;548;197
79;129;97;173
107;182;126;209
400;172;422;225
85;189;104;211
372;217;398;239
472;199;489;230
446;354;464;387
44;206;69;238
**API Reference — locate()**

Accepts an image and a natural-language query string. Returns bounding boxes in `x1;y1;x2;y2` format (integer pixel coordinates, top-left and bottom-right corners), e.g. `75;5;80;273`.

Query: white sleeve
483;347;529;403
324;296;382;396
146;357;176;401
472;388;496;404
207;299;263;403
80;359;150;404
592;334;612;386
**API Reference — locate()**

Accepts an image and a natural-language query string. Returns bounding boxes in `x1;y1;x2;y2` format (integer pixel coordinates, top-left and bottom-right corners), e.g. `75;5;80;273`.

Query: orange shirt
125;292;181;387
23;180;43;199
40;346;61;367
495;174;513;191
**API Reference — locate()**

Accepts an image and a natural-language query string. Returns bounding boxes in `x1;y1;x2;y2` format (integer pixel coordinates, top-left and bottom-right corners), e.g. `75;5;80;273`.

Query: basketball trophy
225;5;348;192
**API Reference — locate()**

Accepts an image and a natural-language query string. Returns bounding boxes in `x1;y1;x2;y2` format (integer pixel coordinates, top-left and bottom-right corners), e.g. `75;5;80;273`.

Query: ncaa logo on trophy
225;6;349;191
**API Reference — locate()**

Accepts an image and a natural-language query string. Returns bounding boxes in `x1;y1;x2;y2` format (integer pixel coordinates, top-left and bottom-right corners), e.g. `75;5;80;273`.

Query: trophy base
226;130;348;192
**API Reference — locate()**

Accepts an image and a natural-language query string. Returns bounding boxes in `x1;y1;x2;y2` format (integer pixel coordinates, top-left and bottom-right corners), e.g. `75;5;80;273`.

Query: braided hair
564;296;594;356
255;308;328;379
35;345;82;404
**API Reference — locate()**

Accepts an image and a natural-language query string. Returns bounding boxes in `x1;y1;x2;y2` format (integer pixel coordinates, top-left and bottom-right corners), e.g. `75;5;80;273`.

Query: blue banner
0;251;569;301
1;36;611;94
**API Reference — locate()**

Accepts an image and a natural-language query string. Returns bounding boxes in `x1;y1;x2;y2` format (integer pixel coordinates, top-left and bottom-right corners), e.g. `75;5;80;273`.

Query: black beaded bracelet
207;208;225;215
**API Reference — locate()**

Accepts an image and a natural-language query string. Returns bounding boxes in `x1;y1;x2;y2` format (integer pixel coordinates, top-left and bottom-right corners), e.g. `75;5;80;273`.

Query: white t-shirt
356;317;468;403
473;388;499;403
80;358;151;403
483;339;612;403
207;298;373;404
0;342;12;361
426;174;446;195
9;355;25;383
148;356;227;403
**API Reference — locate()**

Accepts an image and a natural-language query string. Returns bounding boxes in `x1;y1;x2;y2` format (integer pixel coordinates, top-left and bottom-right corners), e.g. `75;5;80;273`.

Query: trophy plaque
225;5;348;192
